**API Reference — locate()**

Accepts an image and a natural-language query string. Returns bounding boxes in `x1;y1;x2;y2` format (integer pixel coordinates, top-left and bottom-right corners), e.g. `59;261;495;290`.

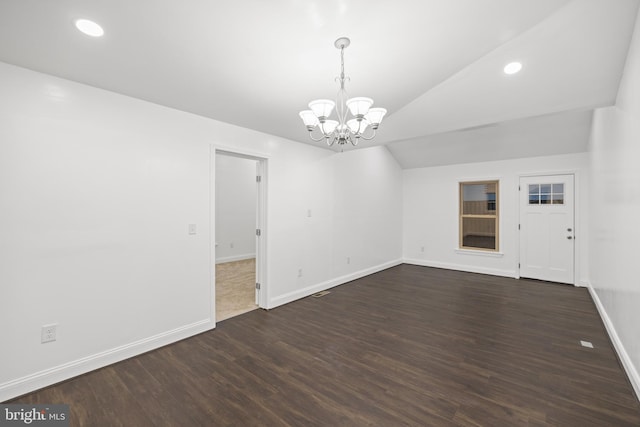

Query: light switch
188;224;197;235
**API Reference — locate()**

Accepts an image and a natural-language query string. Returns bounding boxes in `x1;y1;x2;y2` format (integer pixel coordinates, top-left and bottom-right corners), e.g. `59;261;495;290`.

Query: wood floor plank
7;264;640;426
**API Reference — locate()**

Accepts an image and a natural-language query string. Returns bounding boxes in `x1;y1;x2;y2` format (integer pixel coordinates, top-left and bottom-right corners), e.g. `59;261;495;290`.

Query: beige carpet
216;258;258;322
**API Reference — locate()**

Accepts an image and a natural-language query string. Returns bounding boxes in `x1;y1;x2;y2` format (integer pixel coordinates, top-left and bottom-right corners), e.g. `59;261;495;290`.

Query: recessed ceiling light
75;19;104;37
504;62;522;75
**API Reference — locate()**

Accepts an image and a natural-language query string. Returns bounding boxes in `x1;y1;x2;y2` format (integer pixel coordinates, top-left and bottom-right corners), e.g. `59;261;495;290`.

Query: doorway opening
214;149;267;322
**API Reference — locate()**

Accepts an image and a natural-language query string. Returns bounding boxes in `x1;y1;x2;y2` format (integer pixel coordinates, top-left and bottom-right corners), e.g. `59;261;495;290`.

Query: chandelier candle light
299;37;387;147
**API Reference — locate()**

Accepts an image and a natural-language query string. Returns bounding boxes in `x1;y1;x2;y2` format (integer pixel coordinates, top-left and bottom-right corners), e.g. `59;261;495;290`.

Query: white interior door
519;174;575;284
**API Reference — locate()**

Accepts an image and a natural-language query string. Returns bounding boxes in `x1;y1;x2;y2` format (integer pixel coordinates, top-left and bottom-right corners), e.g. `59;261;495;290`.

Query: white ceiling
0;0;638;167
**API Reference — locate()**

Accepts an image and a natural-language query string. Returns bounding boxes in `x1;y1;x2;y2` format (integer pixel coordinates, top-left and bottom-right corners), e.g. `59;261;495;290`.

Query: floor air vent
311;291;331;298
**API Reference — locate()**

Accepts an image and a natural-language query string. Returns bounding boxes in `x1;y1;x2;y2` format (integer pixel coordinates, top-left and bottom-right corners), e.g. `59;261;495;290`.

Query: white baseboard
0;319;214;402
587;283;640;401
268;259;403;309
215;253;255;264
403;258;516;278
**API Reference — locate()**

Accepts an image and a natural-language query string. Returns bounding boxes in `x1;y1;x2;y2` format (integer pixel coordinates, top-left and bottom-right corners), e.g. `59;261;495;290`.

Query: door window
528;183;564;205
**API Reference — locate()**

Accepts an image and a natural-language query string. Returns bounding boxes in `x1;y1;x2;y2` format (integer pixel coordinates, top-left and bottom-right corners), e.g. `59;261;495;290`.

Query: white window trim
458;179;501;253
454;248;504;257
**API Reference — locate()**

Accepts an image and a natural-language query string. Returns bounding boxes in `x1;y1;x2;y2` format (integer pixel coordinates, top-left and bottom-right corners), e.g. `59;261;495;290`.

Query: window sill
454;248;504;258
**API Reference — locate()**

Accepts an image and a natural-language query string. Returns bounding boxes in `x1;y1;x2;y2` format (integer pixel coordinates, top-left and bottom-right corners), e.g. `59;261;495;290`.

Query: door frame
210;145;269;326
516;170;582;285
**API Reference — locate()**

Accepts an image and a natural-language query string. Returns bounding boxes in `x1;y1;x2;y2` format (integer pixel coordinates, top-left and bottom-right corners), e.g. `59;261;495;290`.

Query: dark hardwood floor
9;264;640;426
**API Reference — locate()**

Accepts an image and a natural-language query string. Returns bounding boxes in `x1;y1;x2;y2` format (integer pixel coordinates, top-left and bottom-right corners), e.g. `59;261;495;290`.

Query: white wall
215;154;256;263
588;6;640;398
0;61;403;400
267;145;404;307
403;153;589;282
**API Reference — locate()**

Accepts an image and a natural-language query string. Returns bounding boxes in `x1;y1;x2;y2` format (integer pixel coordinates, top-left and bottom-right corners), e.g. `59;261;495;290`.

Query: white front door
519;174;575;284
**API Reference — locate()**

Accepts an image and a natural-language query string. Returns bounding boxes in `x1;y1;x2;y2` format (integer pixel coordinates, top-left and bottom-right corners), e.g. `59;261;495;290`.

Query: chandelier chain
336;45;348;126
340;45;346;90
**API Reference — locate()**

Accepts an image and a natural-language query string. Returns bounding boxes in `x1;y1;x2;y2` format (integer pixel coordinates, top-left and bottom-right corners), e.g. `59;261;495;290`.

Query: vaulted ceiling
0;0;638;168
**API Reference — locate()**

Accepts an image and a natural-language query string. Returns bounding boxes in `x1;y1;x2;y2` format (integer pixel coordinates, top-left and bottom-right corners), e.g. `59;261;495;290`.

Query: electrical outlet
41;324;57;344
347;256;351;264
188;224;197;235
298;268;303;277
421;246;425;253
230;242;234;249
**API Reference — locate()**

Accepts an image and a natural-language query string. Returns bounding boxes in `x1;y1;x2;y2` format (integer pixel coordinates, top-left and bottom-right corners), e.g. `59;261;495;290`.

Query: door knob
567;236;573;240
567;228;572;232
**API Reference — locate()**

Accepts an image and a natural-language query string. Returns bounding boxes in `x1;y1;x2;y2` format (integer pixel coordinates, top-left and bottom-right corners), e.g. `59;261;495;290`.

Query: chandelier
299;37;387;147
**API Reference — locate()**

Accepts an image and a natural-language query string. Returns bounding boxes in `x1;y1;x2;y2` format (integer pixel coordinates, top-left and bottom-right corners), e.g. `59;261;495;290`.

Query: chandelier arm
307;130;328;142
354;118;368;135
358;128;378;141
